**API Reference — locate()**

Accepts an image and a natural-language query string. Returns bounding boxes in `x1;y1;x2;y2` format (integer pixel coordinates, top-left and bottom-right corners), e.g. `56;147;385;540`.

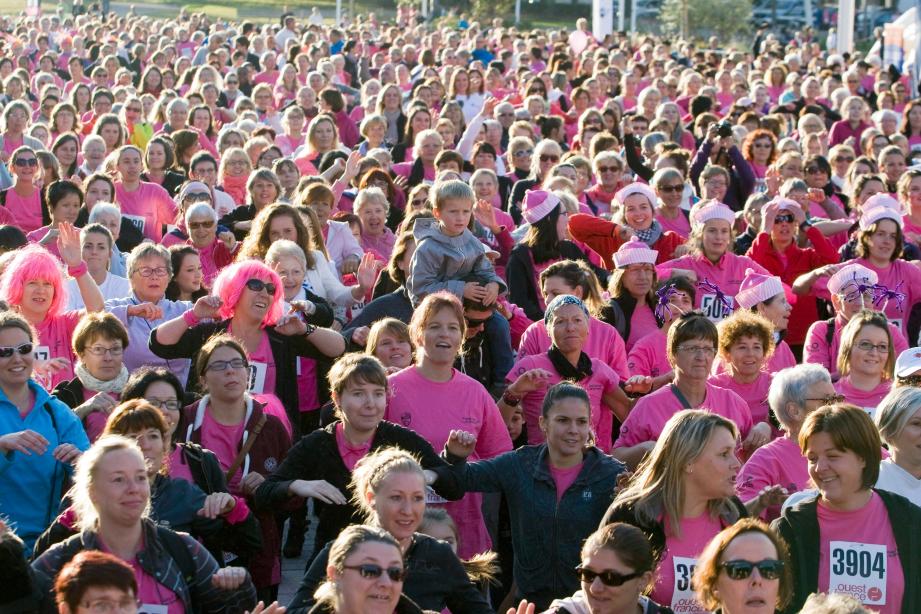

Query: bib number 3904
829;541;887;606
672;556;706;613
700;294;733;322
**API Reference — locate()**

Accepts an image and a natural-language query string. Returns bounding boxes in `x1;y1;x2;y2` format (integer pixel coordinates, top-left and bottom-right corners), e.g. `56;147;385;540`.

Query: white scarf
75;362;130;393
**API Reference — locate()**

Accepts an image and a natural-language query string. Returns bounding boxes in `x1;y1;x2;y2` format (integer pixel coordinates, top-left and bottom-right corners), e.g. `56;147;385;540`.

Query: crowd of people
0;4;920;614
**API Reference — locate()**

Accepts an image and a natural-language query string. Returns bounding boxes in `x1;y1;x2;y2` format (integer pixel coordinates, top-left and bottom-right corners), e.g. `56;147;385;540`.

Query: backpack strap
824;317;836;349
155;525;198;585
42;401;61;530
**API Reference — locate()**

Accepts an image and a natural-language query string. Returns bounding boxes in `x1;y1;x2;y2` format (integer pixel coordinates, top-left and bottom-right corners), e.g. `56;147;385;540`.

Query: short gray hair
768;364;832;429
265;239;307;268
185;202;218;226
353;186;390;215
88;202;121;225
876;386;921;446
127;242;171;277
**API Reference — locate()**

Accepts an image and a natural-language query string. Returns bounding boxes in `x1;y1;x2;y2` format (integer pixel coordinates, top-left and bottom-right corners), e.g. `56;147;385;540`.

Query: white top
303;250;358;307
876;459;921;508
65;272;132;311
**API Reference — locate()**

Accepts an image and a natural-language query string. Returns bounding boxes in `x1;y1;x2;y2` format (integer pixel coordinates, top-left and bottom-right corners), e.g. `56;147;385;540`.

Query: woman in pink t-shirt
2;146;46;233
602;410;749;613
606;236;665;353
833;311;894;416
113;145;178;243
0;226;103;388
897;168;921;249
627;276;696;387
385;292;514;559
773;404;920;613
27;179;83;261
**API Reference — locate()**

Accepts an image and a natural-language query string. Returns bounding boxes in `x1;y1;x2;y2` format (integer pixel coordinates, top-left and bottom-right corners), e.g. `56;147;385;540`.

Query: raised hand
126;302;164;320
350;326;370;347
57;222;84;268
355;252;379;293
274;313;309;336
197;492;236;519
446;429;477;459
509;368;554;395
192;295;223;320
623;375;653;395
212;566;248;590
473;199;499;233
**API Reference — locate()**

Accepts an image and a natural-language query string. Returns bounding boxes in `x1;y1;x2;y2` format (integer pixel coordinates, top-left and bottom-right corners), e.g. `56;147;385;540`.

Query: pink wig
0;245;67;319
212;259;283;326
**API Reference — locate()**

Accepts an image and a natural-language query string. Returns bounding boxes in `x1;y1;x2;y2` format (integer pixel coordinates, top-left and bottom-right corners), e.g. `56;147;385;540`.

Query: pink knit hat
771;197;800;213
863;193;901;212
614;183;658;208
859;206;902;231
736;268;785;309
690;201;736;228
828;263;878;296
520;190;561;224
613;235;659;268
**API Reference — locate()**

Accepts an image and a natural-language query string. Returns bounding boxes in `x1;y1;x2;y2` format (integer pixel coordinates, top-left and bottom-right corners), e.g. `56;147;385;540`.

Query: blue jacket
0;380;89;554
439;444;626;610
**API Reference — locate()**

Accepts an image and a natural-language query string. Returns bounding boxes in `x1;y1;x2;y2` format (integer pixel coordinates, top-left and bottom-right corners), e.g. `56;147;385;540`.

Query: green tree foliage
661;0;752;41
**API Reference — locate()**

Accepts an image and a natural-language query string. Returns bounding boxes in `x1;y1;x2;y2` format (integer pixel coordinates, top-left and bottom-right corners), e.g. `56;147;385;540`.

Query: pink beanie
613;235;659;268
614;183;658;208
736;268;785;309
520;190;561;224
690;201;736;228
859;206;902;231
771;197;800;213
828;263;878;296
862;193;901;212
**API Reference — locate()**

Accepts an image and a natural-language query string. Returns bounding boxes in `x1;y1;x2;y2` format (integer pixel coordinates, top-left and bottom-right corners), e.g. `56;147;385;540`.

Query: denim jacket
439;444;626;609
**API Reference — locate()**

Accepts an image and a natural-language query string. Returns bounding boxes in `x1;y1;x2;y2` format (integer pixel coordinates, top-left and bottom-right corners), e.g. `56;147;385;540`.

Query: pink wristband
67;261;88;278
183;309;200;327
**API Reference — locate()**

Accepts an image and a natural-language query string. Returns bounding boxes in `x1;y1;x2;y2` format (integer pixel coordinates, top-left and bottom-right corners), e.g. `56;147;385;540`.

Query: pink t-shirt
296;357;320;413
549;462;584;502
518;317;630;381
652;511;723;613
656;211;691;239
708;371;772;426
26;226;63;260
816;493;904;614
82;388;119;442
658;253;769;322
229;327;276;398
35;310;82;388
392;161;435;182
506;353;620;452
713;340;794;380
627;303;659;353
115;181;178;242
4;187;43;233
627;329;671;378
833;377;892;417
614;382;753;448
737;435;809;521
335;422;372;471
168;445;195;484
132;557;184;613
200;409;245;495
804;316;908;380
811;258;921;335
386;366;513;559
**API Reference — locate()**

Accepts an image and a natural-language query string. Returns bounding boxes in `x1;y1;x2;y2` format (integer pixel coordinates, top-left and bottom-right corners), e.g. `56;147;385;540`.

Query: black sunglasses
245;278;277;295
576;565;645;587
720;559;784;581
775;214;795;224
343;564;407;582
465;316;490;327
658;184;684;193
0;342;34;358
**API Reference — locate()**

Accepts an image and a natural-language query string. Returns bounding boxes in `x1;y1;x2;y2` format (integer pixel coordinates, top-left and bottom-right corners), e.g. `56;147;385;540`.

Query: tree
471;0;515;22
661;0;752;41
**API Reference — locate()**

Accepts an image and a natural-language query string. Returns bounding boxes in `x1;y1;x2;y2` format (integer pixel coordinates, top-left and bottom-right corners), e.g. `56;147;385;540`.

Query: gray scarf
626;219;663;246
75;362;130;394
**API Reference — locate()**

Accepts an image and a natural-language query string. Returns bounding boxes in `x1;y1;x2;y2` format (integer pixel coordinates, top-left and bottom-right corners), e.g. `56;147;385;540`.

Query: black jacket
218;203;259;241
507;241;610;321
141;170;186;197
771;489;921;614
602;496;748;565
253;420;462;560
305;594;424;614
50;377;88;410
148;314;334;436
289;533;492;614
75;205;145;253
341;287;413;349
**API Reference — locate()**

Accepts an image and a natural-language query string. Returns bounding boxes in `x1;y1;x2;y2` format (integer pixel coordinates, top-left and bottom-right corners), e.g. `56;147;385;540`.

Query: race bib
425;486;448;504
828;541;887;606
248;362;268;394
138;606;168;614
33;345;51;362
672;556;706;613
700;294;734;322
123;214;146;234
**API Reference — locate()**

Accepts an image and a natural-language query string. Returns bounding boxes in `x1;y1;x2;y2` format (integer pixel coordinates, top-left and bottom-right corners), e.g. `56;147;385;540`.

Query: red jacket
568;213;684;270
747;226;839;345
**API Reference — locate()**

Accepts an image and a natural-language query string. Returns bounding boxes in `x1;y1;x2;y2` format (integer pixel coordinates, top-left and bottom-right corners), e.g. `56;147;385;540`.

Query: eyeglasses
343;563;407;582
206;357;249;372
805;393;846;405
183;192;212;202
658;184;684;193
13;158;38;167
147;397;181;411
135;266;169;278
188;220;215;230
676;345;716;356
575;565;645;587
720;559;785;581
80;598;140;613
804;166;824;174
856;341;889;354
465;315;490;327
245;278;277;295
411;198;428;207
0;342;34;358
513;149;533;157
540;154;560;163
775;214;795;224
835;156;856;163
752;142;773;149
705;180;727;189
597;166;620;173
85;344;124;356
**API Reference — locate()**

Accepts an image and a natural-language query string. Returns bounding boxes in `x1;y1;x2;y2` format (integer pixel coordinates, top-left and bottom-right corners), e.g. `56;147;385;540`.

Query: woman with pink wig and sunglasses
0;223;104;388
149;259;345;434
